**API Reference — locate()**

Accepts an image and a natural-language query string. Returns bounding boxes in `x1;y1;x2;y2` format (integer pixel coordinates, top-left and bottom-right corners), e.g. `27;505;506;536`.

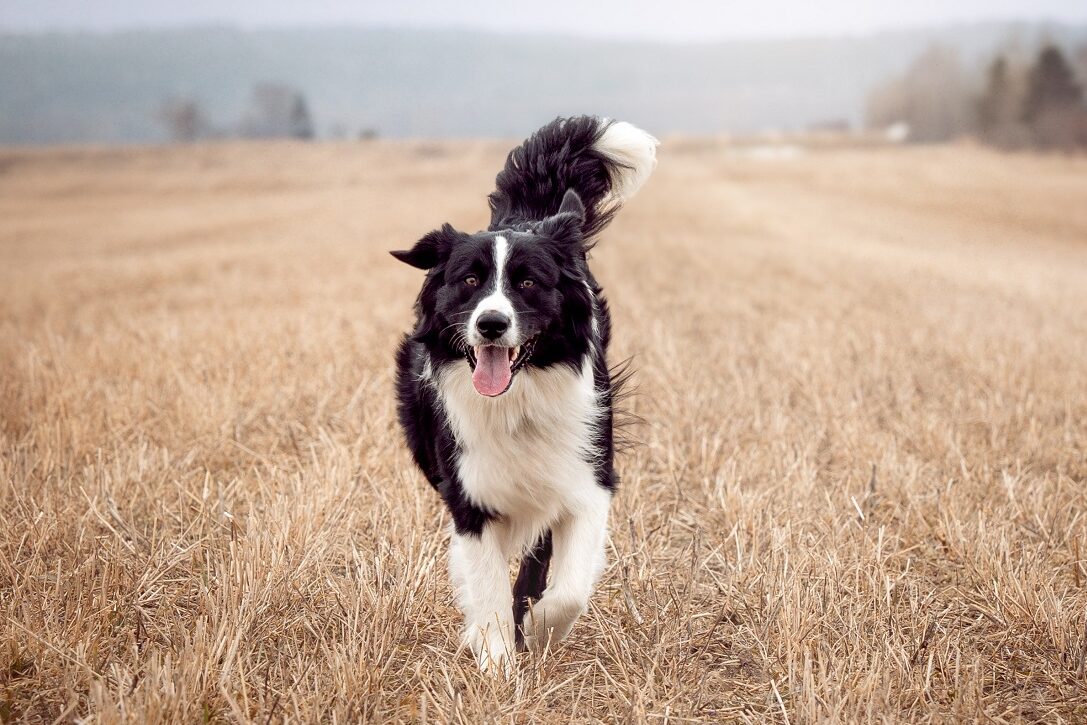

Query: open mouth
464;337;537;397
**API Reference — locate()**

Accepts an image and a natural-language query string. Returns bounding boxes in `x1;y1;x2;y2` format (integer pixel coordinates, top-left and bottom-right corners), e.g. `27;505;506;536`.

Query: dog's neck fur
431;355;602;527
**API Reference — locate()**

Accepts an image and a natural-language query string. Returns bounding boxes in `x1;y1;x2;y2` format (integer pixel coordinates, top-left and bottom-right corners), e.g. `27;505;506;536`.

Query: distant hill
1;23;1085;144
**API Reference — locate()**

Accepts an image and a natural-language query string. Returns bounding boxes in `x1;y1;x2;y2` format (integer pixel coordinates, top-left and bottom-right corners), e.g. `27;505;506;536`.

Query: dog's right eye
464;275;479;287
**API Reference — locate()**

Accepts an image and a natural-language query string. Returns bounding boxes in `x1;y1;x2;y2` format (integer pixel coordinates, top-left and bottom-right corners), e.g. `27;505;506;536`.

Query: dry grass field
2;137;1087;723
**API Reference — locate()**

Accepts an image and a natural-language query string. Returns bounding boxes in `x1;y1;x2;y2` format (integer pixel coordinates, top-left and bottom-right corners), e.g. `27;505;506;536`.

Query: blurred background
2;0;1086;148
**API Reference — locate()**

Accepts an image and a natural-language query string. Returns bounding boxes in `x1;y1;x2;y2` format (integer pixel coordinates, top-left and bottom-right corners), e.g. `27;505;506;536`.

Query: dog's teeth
511;346;519;360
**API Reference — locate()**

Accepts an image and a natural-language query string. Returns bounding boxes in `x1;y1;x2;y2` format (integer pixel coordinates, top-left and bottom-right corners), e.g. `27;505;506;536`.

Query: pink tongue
472;346;512;396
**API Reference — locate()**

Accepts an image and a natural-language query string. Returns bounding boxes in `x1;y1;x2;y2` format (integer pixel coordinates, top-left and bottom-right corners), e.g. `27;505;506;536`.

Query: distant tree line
867;43;1087;149
158;82;314;142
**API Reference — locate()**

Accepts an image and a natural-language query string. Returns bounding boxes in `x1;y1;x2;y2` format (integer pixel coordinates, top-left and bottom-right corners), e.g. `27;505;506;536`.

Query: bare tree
240;83;315;140
977;56;1010;133
156;97;209;143
866;45;972;143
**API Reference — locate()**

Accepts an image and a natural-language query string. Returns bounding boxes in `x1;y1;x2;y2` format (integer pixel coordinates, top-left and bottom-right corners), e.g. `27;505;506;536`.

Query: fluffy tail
488;116;658;243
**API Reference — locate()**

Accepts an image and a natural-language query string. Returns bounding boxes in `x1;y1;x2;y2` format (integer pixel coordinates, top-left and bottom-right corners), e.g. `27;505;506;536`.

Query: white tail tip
594;120;659;202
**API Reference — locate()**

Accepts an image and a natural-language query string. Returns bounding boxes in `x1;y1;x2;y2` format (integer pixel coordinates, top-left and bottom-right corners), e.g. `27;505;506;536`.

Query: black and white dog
391;116;657;673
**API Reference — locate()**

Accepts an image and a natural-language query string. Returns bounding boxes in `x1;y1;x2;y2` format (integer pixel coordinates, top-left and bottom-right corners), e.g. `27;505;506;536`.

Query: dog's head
392;190;594;397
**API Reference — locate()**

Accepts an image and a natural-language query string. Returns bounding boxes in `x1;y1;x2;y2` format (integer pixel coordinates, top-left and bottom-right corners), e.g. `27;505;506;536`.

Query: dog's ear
556;188;585;219
391;224;459;270
538;189;585;247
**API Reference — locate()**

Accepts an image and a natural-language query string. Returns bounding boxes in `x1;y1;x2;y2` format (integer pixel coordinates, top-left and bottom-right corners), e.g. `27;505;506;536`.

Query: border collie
391;116;657;673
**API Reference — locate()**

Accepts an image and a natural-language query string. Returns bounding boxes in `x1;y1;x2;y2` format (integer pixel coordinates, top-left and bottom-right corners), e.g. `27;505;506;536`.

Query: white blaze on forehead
491;235;509;295
468;234;518;345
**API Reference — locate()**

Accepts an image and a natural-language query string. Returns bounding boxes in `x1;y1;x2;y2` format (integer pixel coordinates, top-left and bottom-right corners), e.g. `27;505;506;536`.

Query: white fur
436;355;611;669
587;282;601;354
436;356;601;526
467;235;519;347
419;355;434;383
594;120;659;202
449;528;515;674
521;482;610;651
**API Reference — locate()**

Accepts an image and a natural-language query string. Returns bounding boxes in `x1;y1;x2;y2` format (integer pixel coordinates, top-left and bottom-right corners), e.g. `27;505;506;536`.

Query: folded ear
537;190;586;247
390;224;459;270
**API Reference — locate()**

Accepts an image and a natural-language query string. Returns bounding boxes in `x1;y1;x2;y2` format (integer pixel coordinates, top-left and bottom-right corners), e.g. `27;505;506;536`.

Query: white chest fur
433;355;602;537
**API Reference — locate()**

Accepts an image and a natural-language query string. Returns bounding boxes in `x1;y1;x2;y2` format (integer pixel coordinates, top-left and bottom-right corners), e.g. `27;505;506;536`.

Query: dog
391;116;657;673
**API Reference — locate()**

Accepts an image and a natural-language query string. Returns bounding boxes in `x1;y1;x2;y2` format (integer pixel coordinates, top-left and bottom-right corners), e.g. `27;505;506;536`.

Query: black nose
476;311;510;340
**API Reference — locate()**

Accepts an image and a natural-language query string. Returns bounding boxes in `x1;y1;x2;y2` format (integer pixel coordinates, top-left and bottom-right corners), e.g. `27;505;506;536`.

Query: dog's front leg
523;484;611;651
449;524;515;674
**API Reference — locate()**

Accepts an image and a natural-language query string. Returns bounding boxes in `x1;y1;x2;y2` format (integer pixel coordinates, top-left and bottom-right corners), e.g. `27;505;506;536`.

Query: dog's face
392;190;593;397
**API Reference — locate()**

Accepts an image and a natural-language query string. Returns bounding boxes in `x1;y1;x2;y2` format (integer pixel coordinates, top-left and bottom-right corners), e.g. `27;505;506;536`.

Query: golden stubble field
2;137;1087;723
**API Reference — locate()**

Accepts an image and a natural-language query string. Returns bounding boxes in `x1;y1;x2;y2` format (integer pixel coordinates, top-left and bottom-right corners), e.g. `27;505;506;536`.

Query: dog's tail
512;530;553;649
488;116;658;245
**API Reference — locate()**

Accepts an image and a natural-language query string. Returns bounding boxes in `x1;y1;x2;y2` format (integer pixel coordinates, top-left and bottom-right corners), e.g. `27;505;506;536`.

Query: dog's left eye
465;275;479;287
519;279;534;289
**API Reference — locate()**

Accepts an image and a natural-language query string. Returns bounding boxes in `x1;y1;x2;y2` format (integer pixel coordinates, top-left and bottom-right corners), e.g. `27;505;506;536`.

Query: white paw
465;620;515;677
521;594;586;653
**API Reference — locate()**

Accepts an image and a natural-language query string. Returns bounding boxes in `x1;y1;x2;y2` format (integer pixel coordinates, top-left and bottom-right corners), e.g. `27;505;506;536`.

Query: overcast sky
2;0;1085;40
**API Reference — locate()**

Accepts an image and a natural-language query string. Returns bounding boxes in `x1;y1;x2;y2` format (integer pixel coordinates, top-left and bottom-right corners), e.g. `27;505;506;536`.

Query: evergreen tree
1022;45;1083;124
289;96;314;140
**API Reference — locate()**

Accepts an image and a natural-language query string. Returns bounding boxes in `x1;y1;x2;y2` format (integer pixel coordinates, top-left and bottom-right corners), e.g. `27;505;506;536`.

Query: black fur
488;116;625;247
512;531;552;649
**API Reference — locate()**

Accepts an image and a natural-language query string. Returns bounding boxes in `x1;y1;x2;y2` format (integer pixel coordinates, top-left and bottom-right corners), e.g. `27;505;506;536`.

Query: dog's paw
521;594;585;653
465;621;515;677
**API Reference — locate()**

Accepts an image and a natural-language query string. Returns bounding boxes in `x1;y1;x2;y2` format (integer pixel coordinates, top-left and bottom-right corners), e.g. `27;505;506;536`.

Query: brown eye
465;275;479;287
520;279;534;289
